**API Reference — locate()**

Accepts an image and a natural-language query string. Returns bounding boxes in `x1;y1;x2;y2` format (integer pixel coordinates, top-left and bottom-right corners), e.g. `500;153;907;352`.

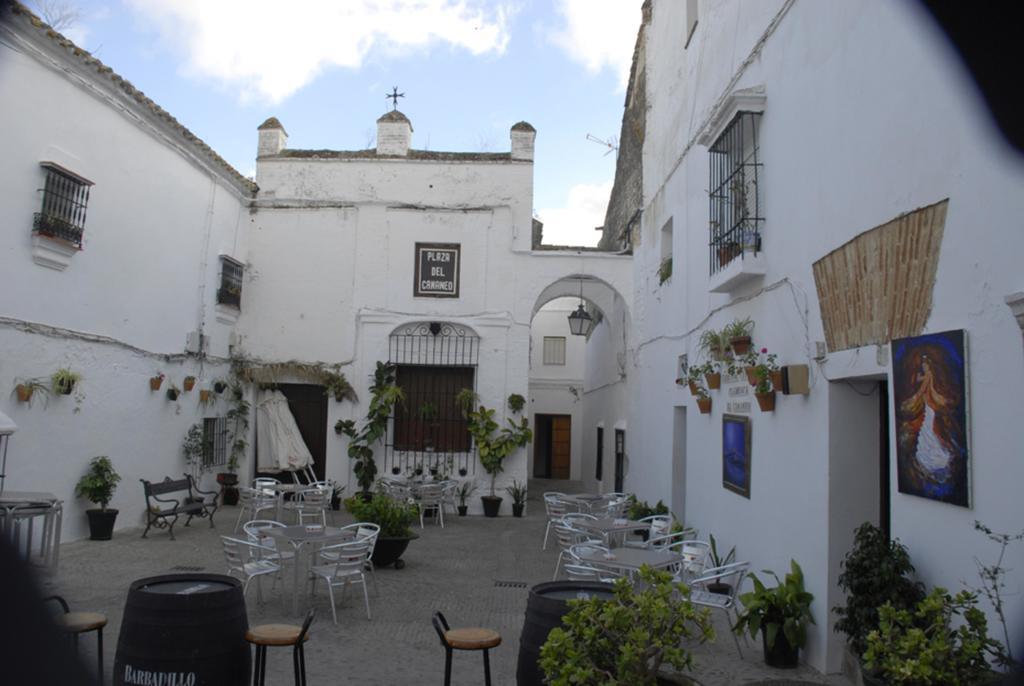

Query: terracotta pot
770;369;784;390
745;366;758;386
717;244;740;267
755;391;776;412
199;389;212;403
688;380;700;396
183;376;196;391
15;384;33;403
705;372;721;390
149;376;163;391
731;336;752;355
696;397;712;414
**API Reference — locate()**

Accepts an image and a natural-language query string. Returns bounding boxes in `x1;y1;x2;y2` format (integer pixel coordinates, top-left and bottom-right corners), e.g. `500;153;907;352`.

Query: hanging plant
507;393;526;413
183;376;197;392
696;388;712;415
13;378;50;407
166;384;181;401
702;361;721;390
51;368;81;396
322;365;357;402
339;361;404;496
213;380;228;394
724;317;755;356
149;373;165;391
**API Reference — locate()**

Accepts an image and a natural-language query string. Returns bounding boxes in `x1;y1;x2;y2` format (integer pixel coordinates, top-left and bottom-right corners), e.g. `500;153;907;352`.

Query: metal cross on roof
386;86;405;111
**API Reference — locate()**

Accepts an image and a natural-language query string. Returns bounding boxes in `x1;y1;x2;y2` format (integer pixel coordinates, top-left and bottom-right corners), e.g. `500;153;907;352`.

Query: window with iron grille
34;162;93;249
217;256;244;308
708;111;763;275
392;365;474;453
543;336;566;366
202;417;228;468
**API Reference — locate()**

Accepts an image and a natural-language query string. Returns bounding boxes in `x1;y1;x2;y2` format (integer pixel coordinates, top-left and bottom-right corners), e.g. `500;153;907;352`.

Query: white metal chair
417;483;446;528
242;519;296;566
689;561;750;657
541;492;570;550
563;563;620;583
623;514;672;548
671;540;711;583
439;480;460;516
308;538;375;623
252;477;281;495
221;535;282;604
234;487;279;532
318;523;381;596
552;523;601;580
288;485;331;527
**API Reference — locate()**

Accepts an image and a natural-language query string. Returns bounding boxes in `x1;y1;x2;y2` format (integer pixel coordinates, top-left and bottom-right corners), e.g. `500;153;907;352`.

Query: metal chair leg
483;648;492;686
444;647;452;686
97;627;104;684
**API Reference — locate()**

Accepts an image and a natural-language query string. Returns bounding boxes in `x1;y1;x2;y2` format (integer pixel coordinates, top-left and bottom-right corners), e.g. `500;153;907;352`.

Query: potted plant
198;388;214;405
702;361;721;390
391;466;401;475
344;493;419;569
687;365;702;396
13;378;49;406
506;480;527;517
863;588;1004;686
456;481;475;516
753;349;778;412
724;317;755;356
149;373;165;391
328;480;344;510
166;383;181;401
458;467;468;477
183;375;197;392
216;456;241;506
213;379;228;394
322;365;357;402
717;240;741;268
698;327;731;362
696;387;712;415
334;419;346;435
51;368;81;395
734;560;815;668
540;566;715;685
465;402;532;517
833;523;925;659
706;534;736;594
75;456;121;540
182;423;207;482
338;361;404;499
507;392;526;413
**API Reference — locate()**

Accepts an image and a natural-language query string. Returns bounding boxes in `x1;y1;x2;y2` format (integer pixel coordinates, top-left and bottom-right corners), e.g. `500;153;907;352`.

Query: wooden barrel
114;574;250;686
516;581;615;686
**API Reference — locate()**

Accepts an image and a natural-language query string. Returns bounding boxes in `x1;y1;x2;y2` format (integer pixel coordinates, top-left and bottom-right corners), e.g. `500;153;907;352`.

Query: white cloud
125;0;513;103
549;0;643;91
536;181;612;247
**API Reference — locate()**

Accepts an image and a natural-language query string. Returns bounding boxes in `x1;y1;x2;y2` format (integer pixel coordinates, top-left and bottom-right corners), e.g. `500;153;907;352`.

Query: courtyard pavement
37;479;851;685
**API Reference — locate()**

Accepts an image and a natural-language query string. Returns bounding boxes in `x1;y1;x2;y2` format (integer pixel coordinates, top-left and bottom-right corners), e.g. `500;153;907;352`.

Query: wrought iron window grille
202;417;228;468
34;163;93;249
217;256;244;308
708;111;763;275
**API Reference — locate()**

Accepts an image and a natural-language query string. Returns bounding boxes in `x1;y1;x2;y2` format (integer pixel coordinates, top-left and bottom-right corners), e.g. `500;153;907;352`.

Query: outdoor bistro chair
432;611;501;686
670;539;711;583
246;608;315;686
285;484;331;527
541;492;570;550
623;514;672;548
417;483;446;528
308;538;375;623
253;477;281;495
222;535;283;605
318;522;380;596
235;488;279;532
242;520;297;567
552;522;602;580
563;563;619;584
43;595;107;685
688;561;750;657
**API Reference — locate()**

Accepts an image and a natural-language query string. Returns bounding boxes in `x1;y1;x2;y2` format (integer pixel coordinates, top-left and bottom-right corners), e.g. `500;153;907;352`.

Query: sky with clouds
35;0;642;246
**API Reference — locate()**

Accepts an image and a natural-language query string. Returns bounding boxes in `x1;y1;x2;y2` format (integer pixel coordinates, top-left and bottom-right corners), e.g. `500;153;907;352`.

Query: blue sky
39;0;643;246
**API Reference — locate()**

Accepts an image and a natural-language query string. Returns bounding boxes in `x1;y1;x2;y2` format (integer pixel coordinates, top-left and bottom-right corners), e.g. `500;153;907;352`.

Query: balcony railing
33;212;84;248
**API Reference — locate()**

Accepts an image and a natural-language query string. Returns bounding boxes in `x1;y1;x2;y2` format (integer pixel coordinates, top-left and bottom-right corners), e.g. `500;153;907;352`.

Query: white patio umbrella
254;390;313;473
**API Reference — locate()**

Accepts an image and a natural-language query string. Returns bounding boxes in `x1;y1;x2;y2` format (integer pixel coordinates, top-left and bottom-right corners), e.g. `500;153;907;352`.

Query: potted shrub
540;566;715;685
833;522;925;659
753;349;778;412
465;402;532;517
13;378;49;406
213;379;228;394
183;375;197;392
687;365;702;396
696;387;712;414
149;373;165;391
734;560;815;668
344;493;419;569
75;456;121;540
182;423;208;483
51;368;80;395
507;392;526;413
166;383;181;401
699;327;730;362
724;317;755;356
458;467;468;477
391;466;401;475
706;534;736;594
456;481;475;516
863;588;1004;686
506;480;527;517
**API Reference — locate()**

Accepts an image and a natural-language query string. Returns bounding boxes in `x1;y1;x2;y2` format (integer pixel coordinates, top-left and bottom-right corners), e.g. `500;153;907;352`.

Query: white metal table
262;524;352;614
574;517;645;547
0;491;63;570
575;546;684;576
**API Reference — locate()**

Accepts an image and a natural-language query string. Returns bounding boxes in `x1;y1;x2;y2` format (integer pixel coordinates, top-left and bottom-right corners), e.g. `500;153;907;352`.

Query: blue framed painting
722;414;751;498
892;329;970;508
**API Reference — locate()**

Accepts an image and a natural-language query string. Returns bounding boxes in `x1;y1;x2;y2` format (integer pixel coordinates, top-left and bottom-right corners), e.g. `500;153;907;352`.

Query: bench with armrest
141;475;218;540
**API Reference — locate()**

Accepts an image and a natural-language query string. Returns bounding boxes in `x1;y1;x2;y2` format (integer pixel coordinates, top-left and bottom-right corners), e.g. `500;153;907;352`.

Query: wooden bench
141;475;219;540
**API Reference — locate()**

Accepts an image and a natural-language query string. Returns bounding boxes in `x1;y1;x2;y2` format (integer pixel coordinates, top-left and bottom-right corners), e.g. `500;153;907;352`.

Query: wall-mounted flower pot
770;369;784;390
149;376;163;391
214;381;227;394
688;380;700;396
745;366;758;386
183;376;196;392
705;372;721;390
730;336;752;356
697;397;712;414
199;389;212;404
755;391;776;412
15;384;33;403
166;388;180;401
55;380;76;395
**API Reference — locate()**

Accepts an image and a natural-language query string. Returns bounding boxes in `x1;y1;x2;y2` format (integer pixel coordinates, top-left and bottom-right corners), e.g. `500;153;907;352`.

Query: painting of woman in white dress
893;330;969;507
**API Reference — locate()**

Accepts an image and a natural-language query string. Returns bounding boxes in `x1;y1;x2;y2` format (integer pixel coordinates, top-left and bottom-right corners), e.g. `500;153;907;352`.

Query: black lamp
567;279;594;336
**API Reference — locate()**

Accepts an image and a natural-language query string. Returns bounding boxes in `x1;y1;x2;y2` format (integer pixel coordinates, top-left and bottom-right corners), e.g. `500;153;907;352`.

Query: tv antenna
586;133;619;156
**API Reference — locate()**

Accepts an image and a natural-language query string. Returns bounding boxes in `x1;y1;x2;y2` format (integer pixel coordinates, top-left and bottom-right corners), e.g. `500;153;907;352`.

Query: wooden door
254;384;327;482
551;415;572;479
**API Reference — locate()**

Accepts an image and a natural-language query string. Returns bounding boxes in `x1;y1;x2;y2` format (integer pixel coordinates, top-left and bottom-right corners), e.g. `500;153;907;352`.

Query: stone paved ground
38;480;852;686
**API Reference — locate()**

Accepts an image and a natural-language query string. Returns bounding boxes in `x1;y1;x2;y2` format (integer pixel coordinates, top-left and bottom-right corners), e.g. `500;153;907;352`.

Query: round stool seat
55;611;108;633
445;627;501;651
246;624;310;647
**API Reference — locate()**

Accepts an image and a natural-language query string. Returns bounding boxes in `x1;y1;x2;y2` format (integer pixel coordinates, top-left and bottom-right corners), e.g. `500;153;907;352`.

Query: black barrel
114;574;250;686
516;581;615;686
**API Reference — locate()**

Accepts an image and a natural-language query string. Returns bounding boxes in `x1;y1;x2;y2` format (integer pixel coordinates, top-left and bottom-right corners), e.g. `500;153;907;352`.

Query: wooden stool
245;608;315;686
44;595;108;684
432;611;502;686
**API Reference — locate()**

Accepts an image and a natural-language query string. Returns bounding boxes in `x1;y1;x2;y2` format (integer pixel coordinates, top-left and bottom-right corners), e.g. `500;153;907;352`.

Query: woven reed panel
813;199;948;351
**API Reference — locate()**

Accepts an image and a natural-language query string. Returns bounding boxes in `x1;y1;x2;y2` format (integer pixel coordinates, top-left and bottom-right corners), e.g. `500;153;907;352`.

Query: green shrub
540;566;714;685
75;456;121;510
344;494;417;538
626;496;669;521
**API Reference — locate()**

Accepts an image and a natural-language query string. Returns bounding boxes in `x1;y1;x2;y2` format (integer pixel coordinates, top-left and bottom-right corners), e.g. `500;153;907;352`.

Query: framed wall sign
414;243;460;298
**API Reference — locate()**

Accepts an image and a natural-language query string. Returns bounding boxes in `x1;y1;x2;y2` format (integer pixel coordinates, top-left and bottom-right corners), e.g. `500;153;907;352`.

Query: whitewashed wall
0;21;253;541
637;0;1024;672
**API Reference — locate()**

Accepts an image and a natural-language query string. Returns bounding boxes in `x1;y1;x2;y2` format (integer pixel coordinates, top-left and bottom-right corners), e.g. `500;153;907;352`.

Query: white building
0;3;631;538
598;0;1024;673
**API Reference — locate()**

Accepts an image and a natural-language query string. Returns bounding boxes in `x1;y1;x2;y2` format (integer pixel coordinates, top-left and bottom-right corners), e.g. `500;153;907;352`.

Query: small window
708;111;763;275
217;256;244;308
543;336;566;365
34;162;93;249
202;417;228;469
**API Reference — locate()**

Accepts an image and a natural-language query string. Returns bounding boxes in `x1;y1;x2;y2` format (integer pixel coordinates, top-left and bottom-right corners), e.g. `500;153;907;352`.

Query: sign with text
414;243;461;298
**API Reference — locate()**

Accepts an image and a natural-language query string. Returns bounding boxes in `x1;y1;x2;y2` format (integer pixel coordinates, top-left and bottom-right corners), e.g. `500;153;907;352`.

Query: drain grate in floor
169;565;205;572
494;580;527;588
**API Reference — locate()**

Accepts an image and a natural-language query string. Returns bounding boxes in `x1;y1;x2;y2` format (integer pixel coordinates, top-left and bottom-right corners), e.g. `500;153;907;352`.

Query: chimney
257;117;287;156
376;110;412;156
510;121;536;161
